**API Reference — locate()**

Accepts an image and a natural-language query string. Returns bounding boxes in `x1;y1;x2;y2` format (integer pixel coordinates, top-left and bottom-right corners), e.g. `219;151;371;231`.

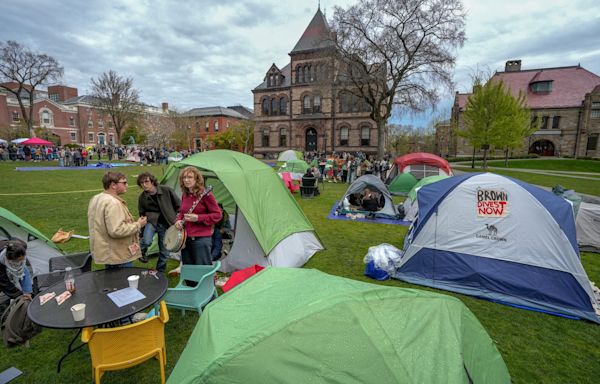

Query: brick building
440;60;600;158
0;83;169;146
183;106;252;150
252;8;378;158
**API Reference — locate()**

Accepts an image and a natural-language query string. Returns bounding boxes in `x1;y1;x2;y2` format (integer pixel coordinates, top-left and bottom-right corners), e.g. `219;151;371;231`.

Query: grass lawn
462;158;600;173
1;159;600;383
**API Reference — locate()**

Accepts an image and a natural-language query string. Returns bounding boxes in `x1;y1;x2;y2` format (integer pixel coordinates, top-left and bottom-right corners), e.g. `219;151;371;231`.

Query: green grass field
1;159;600;383
464;158;600;173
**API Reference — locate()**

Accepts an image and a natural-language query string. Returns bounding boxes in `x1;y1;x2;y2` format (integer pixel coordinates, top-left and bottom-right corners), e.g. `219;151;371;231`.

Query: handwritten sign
477;188;508;217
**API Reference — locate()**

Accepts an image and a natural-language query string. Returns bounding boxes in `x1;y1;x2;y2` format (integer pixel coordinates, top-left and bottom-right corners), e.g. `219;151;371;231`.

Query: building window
592;102;600;119
279;127;287;147
109;134;114;145
313;95;321;113
303;95;311;114
49;93;60;102
108;121;113;128
530;81;553;93
88;119;93;128
12;111;19;122
279;97;287;115
97;133;106;145
541;116;548;129
69;117;75;126
205;121;209;132
98;120;104;128
340;127;349;146
340;92;351;113
214;121;219;132
552;116;561;129
70;132;76;141
530;115;538;129
88;133;94;142
298;66;304;83
262;98;269;116
587;134;598;151
361;126;370;146
42;111;50;124
262;128;270;147
271;98;279;116
195;121;200;130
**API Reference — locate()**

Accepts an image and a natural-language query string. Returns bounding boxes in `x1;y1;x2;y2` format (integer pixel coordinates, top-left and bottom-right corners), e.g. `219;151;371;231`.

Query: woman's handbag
163;186;213;252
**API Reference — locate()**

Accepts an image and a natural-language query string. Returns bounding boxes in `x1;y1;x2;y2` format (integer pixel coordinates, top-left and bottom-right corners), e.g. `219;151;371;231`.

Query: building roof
491;65;600;109
63;95;98;105
184;106;248;119
456;93;471;110
290;8;335;54
253;63;291;91
227;105;255;118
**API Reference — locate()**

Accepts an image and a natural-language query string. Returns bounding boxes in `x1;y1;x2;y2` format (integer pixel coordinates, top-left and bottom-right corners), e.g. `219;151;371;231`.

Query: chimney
161;102;169;112
505;60;521;72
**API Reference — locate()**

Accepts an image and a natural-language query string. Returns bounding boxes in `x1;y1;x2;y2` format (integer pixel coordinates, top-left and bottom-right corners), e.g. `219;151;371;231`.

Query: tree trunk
471;146;475;169
504;148;509;167
377;118;386;160
483;147;488;171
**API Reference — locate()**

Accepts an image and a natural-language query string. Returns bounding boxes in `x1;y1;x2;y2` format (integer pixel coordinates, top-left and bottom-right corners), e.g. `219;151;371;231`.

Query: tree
90;70;142;144
330;0;466;160
0;41;63;137
120;124;146;145
167;110;194;150
228;120;255;154
459;80;534;169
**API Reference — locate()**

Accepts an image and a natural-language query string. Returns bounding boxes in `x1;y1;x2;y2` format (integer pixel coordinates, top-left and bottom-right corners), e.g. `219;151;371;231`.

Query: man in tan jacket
88;172;147;268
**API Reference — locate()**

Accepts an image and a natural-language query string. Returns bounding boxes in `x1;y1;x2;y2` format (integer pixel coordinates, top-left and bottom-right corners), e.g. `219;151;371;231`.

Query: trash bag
363;243;403;278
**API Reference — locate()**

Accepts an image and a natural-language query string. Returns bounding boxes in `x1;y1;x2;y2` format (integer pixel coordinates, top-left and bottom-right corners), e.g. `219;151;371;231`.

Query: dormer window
530;81;553;93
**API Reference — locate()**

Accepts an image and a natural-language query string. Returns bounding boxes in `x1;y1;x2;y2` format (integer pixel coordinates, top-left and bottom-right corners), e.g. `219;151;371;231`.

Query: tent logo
476;188;509;217
476;224;507;242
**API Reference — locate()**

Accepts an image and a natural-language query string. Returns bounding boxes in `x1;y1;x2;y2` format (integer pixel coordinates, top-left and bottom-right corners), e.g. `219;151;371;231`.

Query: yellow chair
81;300;169;384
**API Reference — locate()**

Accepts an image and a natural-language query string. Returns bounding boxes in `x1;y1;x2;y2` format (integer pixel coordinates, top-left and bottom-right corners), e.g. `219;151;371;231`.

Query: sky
1;0;600;127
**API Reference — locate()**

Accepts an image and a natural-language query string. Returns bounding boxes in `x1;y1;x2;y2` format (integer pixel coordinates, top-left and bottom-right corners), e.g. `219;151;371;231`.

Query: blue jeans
181;236;212;266
211;229;223;261
141;222;169;272
21;267;32;294
105;262;133;269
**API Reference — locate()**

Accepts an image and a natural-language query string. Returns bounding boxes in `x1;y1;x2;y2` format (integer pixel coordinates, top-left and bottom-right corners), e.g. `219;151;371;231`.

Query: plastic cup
128;275;140;289
71;303;86;321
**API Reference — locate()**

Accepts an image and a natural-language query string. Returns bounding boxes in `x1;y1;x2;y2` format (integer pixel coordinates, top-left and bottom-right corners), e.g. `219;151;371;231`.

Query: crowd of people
303;151;394;184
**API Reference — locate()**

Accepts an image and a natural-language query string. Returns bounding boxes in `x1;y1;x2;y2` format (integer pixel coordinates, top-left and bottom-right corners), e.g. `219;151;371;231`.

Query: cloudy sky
2;0;600;127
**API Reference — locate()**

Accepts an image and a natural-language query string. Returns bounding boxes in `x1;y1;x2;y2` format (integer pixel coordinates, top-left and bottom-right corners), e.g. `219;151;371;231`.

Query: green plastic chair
164;262;220;315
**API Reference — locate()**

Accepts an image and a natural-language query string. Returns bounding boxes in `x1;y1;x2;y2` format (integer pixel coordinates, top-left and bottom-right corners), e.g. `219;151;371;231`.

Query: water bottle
64;267;76;294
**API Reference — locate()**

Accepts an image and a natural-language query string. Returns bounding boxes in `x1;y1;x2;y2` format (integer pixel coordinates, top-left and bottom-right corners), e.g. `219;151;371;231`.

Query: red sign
477;189;508;217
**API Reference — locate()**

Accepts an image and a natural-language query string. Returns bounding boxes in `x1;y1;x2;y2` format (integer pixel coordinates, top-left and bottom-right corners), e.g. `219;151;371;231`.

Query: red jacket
176;191;222;237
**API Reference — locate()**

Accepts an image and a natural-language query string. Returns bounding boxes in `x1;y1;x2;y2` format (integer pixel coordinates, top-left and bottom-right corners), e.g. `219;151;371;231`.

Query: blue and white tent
395;173;600;323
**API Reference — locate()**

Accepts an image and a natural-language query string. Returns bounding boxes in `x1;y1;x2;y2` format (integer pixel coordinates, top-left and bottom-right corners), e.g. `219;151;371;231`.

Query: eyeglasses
116;181;128;185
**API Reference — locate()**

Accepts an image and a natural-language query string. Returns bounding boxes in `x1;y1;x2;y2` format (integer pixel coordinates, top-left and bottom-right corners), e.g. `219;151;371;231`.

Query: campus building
440;60;600;158
183;106;253;150
252;8;379;158
0;83;170;146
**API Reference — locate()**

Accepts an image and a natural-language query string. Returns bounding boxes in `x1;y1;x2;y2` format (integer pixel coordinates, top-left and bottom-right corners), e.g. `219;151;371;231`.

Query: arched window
279;97;287;115
303;65;309;83
40;109;53;126
262;98;269;116
303;95;311;114
295;66;300;83
262;128;270;147
299;66;304;83
340;126;349;146
271;98;279;116
214;121;219;132
279;127;287;147
361;126;370;146
313;95;321;113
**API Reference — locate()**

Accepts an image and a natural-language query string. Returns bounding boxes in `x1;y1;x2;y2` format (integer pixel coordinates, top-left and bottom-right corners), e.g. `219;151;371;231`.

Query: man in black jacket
137;172;181;271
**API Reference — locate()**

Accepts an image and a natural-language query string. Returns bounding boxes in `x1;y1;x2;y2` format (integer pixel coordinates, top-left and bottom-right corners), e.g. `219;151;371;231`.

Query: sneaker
139;255;149;263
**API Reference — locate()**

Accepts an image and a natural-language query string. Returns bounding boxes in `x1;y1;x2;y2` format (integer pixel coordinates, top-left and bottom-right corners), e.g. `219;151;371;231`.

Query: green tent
407;174;449;202
277;159;310;175
168;151;183;162
161;150;323;272
168;268;510;384
277;149;303;162
388;172;418;196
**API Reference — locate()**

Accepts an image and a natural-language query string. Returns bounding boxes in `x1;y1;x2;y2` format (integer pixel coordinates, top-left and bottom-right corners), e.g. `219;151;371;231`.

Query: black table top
28;267;168;329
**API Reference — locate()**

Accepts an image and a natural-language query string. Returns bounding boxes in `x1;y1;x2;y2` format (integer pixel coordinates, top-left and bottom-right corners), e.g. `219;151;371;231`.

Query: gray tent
336;175;399;218
576;202;600;252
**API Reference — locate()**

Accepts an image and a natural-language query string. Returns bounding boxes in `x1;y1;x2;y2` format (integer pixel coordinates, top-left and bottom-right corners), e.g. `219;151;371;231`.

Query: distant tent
0;207;63;276
168;268;510;384
388;172;418;196
386;152;452;183
161;150;323;272
402;175;449;222
396;172;600;323
336;175;398;218
576;202;600;252
277;159;310;179
168;151;183;162
277;150;303;162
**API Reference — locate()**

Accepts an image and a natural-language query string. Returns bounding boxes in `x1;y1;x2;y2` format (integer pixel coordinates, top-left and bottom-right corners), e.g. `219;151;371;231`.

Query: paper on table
107;287;146;308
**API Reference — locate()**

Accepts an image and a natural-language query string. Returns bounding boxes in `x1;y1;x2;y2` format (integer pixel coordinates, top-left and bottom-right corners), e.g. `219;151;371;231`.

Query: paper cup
128;275;140;289
71;303;86;321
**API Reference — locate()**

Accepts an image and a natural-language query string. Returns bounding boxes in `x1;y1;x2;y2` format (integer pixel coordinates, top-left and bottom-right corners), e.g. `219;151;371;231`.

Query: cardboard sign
477;188;508;217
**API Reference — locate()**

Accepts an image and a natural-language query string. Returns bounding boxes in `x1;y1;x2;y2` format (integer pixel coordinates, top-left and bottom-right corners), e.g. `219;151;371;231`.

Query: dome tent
277;149;303;162
336;174;398;218
396;172;600;323
160;150;323;272
388;172;418;196
386;152;452;183
402;174;449;222
168;268;510;384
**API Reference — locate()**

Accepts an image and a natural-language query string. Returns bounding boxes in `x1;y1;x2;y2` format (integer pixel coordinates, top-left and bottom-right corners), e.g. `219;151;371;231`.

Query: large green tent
277;159;310;175
161;150;323;272
168;268;510;384
388;172;418;196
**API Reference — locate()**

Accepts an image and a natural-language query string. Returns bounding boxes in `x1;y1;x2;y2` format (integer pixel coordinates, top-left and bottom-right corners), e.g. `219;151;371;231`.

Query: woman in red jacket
175;166;222;266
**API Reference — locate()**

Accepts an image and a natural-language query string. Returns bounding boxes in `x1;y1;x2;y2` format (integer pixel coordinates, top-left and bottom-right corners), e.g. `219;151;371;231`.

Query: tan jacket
88;192;141;265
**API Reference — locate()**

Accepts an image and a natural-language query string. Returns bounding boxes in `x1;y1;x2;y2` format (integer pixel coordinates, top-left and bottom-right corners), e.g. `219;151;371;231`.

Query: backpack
1;296;40;347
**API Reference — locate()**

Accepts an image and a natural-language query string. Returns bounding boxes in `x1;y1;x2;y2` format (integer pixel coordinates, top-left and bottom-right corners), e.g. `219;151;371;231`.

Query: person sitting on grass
361;188;380;212
0;240;32;300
